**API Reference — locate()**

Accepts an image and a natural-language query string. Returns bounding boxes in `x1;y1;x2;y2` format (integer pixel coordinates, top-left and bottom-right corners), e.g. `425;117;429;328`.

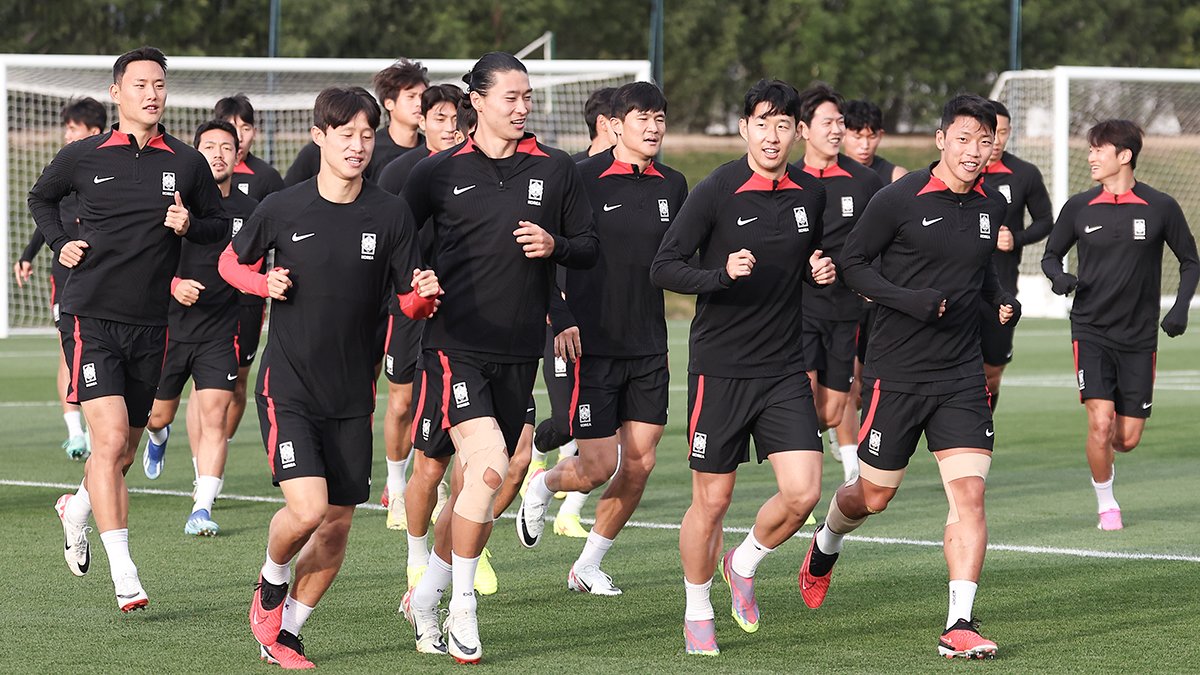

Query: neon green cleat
805;512;817;526
553;513;589;538
474;548;497;596
521;460;547;498
407;564;427;590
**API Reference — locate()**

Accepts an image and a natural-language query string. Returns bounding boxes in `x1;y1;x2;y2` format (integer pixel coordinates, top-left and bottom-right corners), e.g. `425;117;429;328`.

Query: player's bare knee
782;484;821;517
582;452;618;488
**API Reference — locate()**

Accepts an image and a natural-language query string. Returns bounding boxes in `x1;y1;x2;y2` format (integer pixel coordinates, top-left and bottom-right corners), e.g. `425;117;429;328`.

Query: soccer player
570;86;618;161
13;97;106;459
1041;119;1198;531
843;99;908;184
979;100;1053;409
800;95;1017;660
519;82;688;594
213;94;286;442
651;79;834;655
220;86;440;669
140;120;258;537
29;46;227;611
401;52;597;663
797;84;883;482
284;58;428;185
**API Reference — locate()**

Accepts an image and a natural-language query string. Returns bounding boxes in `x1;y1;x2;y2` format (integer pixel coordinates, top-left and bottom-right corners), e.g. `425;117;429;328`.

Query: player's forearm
184;212;229;245
842;258;943;322
550;232;599;269
649;252;733;295
21;229;45;263
218;243;269;297
28;195;70;253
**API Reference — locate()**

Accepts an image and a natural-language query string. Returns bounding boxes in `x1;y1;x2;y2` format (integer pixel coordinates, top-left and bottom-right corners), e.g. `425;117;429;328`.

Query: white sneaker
568;562;623;596
401;589;446;655
114;570;149;612
516;469;548;548
54;494;90;577
444;606;483;664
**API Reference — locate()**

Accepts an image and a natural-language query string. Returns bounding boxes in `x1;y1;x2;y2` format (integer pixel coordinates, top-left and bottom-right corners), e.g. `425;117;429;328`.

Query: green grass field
2;317;1199;673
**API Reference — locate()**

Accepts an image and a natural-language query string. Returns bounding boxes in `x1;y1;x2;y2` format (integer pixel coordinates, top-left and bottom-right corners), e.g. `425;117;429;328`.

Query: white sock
560;439;579;458
412;553;451;609
148;426;168;444
192;475;221;513
191;456;199;484
531;448;548;464
99;528;135;579
558;490;589;518
528;471;553;505
280;596;314;636
448;553;479;615
817;522;845;555
1091;466;1119;513
407;533;430;568
827;428;837;446
64;411;84;438
947;579;978;629
577;531;613;568
386;457;409;496
261;551;291;586
683;578;714;621
65;480;92;526
730;530;773;578
838;444;859;470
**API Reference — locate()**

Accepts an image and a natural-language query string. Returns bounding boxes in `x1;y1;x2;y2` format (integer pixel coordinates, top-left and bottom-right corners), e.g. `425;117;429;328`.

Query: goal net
990;66;1200;317
1;54;650;336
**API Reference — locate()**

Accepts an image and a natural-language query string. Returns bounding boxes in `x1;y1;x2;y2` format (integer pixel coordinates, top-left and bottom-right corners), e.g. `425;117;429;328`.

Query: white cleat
568;562;623;596
516;469;548;547
402;589;447;655
55;494;90;577
114;570;149;612
444;607;483;664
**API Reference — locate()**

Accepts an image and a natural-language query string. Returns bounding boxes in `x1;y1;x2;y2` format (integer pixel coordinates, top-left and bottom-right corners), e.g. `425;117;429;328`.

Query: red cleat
381;485;390;508
250;576;288;647
260;631;315;669
938;618;998;659
798;529;838;609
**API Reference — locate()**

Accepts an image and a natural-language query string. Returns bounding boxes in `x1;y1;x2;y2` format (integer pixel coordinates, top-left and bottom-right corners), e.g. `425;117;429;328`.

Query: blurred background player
13;97;106;460
1041;119;1197;531
520;82;688;594
141;120;258;538
843;99;907;184
570;86;618;161
652;80;834;655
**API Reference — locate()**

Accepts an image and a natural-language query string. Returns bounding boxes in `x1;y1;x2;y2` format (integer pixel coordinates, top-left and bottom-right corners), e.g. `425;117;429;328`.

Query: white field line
3;478;1198;564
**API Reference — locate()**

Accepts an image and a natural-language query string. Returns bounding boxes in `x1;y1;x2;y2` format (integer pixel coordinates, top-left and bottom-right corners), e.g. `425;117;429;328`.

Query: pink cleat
1098;508;1123;531
684;618;720;655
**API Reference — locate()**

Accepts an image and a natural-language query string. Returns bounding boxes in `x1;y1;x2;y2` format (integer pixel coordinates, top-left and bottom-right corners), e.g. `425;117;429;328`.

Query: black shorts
802;315;857;393
234;303;265;368
157;336;238;400
979;300;1016;366
59;313;166;428
411;349;538;456
383;313;422;385
255;397;373;506
50;270;68;330
1073;340;1155;419
412;363;535;459
857;376;994;471
686;371;821;474
541;327;576;437
570;354;670;439
857;304;876;363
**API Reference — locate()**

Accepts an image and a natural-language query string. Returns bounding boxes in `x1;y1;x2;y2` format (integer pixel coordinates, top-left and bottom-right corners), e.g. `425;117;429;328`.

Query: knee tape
450;424;509;523
937;453;991;526
825;493;867;534
858;463;906;489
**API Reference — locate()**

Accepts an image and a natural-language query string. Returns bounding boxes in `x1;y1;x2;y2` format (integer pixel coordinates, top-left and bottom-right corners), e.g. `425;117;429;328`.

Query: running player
652;79;834;655
1041;119;1197;531
14;97;106;460
843;99;908;184
141;120;258;537
221;86;440;669
519;82;688;594
797;84;883;482
401;52;597;664
284;58;428;185
979;100;1052;409
800;95;1017;660
29;46;227;611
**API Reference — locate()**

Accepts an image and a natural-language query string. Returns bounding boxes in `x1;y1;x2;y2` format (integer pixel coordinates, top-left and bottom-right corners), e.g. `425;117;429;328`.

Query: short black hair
583;87;618;139
192;119;240;153
462;52;527;97
843;99;883;133
742;79;801;121
1087;119;1144;170
214;93;256;126
988;99;1011;120
797;82;844;125
421;84;464;116
939;94;997;135
457;97;477;136
112;46;167;84
373;58;429;104
610;82;667;120
60;97;107;131
313;86;382;131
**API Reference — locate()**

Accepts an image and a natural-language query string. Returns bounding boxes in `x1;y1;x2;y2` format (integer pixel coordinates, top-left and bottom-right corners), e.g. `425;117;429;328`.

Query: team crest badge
658;198;670;222
422;418;432;441
691;432;707;459
578;404;592;427
998;184;1012;204
554;356;568;377
279;441;296;469
82;363;97;387
841;196;854;218
979;213;992;239
1133;218;1146;240
453;382;469;408
868;429;882;455
527;178;544;206
238;182;250;195
361;232;376;260
161;171;176;195
794;206;810;233
232;218;243;236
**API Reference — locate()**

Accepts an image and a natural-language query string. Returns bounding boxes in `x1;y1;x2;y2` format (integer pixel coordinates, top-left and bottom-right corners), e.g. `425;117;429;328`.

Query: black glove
1051;273;1078;296
1161;304;1188;337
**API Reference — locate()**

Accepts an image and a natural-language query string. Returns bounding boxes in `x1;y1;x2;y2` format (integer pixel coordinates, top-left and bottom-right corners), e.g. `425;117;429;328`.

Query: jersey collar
233;159;254;174
1088;184;1149;206
454;132;549;158
982;156;1013;174
598;150;664;179
916;164;987;197
734;159;803;193
802;157;853;179
97;124;175;153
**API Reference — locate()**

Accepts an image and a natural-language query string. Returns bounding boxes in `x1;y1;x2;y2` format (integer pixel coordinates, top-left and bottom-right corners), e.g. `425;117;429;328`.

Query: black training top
871;155;899;185
284;131;425;186
232;152;285;202
651;157;827;378
28;124;227;326
21;193;80;294
1042;182;1199;351
981;152;1053;294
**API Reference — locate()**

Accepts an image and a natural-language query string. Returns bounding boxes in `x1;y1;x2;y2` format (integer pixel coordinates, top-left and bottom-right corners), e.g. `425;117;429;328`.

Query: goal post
990;66;1200;317
1;54;651;336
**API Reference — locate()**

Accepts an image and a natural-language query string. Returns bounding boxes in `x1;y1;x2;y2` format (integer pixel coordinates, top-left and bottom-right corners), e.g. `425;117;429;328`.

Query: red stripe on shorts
688;374;705;455
411;370;428;443
439;350;453;430
1072;340;1081;403
68;316;82;403
567;356;582;435
857;379;882;445
233;324;241;363
263;367;278;476
383;315;394;354
49;274;56;308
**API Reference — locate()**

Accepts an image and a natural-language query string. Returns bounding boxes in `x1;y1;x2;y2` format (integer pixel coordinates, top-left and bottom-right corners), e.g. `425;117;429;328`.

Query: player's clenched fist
998;304;1014;325
266;267;293;301
809;248;836;285
173;279;205;306
725;248;756;280
59;240;89;268
164;191;190;236
411;268;442;298
515;220;555;258
997;225;1014;252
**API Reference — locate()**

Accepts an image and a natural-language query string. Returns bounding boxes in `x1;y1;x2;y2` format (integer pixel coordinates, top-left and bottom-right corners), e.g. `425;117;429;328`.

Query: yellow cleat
386;491;407;531
474;548;497;596
407;564;426;590
520;460;548;498
804;512;817;526
553;513;589;538
431;481;449;524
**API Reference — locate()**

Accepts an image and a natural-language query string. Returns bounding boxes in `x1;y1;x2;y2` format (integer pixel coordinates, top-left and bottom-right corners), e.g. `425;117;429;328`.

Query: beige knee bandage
859;463;906;489
937;453;991;526
825;493;867;535
450;423;509;524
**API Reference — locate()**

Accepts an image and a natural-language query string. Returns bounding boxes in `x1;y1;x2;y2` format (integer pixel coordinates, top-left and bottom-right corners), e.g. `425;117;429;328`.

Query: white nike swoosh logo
453;185;477;195
291;233;316;242
227;374;238;381
922;217;943;227
1084;225;1103;233
985;429;994;437
736;217;758;226
93;176;115;184
603;203;622;212
1142;402;1152;409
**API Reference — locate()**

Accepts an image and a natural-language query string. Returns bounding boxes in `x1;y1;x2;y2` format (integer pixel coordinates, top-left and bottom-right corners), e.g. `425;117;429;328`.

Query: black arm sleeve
650;179;734;295
549;159;599;270
548;266;577;333
1164;198;1200;312
21;229;46;262
1041;198;1081;280
1013;168;1054;247
401;158;436;229
27;145;78;254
